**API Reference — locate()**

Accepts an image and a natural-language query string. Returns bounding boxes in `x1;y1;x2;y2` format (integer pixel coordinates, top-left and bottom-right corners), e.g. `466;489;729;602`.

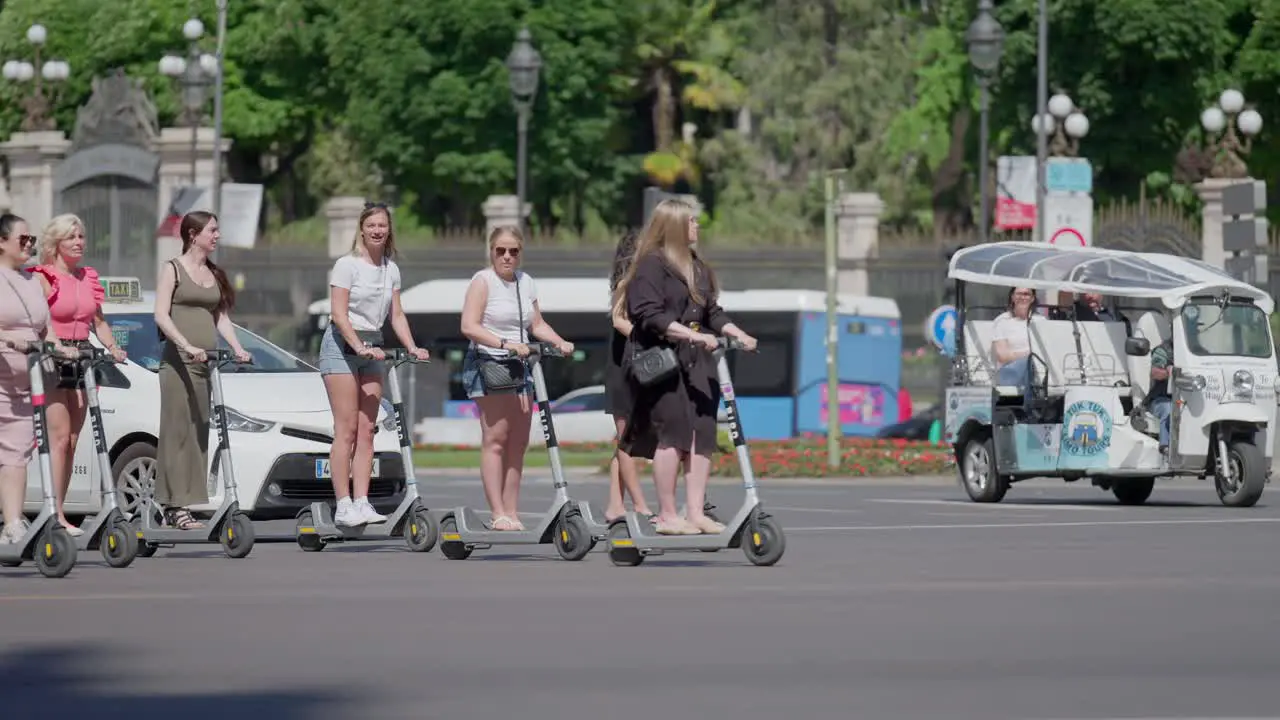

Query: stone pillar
153;126;231;281
1194;177;1240;269
325;196;366;259
482;194;523;239
835;192;885;296
0;130;71;233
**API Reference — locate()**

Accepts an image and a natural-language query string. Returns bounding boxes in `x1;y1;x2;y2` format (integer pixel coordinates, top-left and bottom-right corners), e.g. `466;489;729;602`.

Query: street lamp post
211;0;229;223
2;24;71;132
1199;89;1263;179
506;27;541;237
1032;92;1089;159
966;0;1004;244
160;18;217;187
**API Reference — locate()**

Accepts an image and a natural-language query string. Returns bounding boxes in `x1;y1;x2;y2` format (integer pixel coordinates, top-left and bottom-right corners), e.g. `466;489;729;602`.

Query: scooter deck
298;500;411;541
0;515;61;562
616;501;758;553
137;503;238;544
74;508;125;551
446;504;567;546
577;500;611;538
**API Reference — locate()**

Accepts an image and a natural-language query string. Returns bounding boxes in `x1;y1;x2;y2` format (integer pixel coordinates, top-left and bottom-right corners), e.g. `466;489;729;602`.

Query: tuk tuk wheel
1111;477;1155;505
959;434;1007;503
1215;439;1266;508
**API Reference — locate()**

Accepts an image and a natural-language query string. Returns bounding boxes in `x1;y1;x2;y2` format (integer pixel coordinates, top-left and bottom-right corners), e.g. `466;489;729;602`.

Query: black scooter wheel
438;516;471;560
742;514;785;567
554;513;593;562
295;509;325;552
35;526;77;578
101;518;138;568
220;512;255;559
606;521;643;567
404;507;437;553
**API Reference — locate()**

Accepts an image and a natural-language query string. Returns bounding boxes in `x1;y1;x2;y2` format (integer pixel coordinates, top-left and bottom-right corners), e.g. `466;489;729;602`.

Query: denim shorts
317;324;385;377
461;347;532;399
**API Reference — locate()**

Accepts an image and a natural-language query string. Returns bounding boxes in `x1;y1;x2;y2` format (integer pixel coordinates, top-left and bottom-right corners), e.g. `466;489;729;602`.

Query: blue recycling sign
924;304;957;356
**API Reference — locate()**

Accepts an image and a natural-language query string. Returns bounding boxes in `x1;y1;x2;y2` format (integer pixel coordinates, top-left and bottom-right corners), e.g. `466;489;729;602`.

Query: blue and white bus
302;278;903;440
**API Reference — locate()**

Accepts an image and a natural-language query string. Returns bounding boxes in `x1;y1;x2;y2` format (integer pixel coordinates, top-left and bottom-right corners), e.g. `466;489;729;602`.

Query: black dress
620;252;732;459
604;328;632;417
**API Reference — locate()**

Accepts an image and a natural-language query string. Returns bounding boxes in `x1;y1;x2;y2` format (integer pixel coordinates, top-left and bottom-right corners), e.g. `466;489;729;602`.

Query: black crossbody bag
631;341;679;386
477;273;528;392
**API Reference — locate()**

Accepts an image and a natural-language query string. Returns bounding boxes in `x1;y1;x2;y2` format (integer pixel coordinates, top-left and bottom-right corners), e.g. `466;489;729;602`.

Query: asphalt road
2;472;1279;720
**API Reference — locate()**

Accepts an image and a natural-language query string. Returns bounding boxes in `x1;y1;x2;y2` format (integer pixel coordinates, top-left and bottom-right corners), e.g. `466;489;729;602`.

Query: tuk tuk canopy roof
947;242;1275;313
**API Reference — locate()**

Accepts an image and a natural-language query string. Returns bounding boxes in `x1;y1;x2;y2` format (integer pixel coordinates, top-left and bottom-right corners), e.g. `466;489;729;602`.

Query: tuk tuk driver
1147;338;1174;454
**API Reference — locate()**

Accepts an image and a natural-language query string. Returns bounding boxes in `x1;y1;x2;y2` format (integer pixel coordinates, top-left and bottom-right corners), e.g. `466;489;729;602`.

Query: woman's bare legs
500;392;532;530
683;452;724;533
651;447;697;533
0;465;26;538
323;373;364;525
47;387;87;531
351;373;386;522
605;416;653;521
476;394;516;528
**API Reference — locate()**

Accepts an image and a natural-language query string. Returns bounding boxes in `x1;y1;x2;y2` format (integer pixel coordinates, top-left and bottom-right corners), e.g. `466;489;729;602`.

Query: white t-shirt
472;268;537;358
991;311;1041;363
330;255;401;331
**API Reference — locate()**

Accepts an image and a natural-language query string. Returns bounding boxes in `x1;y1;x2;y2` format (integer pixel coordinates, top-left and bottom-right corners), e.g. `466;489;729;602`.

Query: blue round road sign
924;304;957;356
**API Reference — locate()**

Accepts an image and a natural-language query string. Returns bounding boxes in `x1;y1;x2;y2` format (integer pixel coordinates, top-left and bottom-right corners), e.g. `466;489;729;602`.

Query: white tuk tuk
945;241;1277;506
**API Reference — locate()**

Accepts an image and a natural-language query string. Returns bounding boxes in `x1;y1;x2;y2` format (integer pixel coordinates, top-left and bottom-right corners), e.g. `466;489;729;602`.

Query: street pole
516;108;528;238
1034;0;1048;243
212;0;227;229
824;173;841;470
978;83;990;243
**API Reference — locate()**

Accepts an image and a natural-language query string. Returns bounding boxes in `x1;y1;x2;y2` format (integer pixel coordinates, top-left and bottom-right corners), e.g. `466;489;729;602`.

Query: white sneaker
334;498;365;527
355;497;387;524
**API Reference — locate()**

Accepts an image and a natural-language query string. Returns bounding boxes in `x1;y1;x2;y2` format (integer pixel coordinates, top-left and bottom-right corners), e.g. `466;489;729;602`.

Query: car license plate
314;459;380;479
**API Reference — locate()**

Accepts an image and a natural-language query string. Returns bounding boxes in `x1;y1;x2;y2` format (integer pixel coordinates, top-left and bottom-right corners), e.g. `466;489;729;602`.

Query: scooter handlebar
717;337;751;352
383;348;431;365
529;342;565;359
206;348;253;367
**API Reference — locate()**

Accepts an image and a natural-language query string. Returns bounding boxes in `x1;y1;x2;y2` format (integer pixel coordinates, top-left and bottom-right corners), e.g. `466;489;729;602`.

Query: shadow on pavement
1;642;355;718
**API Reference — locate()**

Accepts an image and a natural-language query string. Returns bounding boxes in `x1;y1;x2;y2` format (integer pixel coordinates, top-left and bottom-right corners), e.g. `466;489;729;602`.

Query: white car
529;384;615;446
25;278;408;522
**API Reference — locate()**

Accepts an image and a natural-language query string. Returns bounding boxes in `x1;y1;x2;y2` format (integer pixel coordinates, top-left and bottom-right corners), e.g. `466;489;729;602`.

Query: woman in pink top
30;213;127;536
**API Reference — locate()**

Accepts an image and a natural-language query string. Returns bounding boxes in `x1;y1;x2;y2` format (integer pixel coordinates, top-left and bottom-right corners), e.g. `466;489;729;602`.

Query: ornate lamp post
1031;92;1089;158
2;24;71;132
159;18;217;185
506;27;542;236
966;0;1004;243
1198;89;1263;179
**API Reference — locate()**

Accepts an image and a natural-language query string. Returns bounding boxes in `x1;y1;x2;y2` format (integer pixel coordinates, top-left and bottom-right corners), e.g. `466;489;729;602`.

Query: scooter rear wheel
404;507;438;553
101;518;139;568
35;526;77;578
742;514;785;567
438;516;472;560
606;521;643;567
554;513;593;561
295;509;326;552
220;512;255;559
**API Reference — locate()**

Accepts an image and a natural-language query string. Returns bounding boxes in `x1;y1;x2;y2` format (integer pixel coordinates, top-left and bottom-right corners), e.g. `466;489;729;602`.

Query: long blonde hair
610;199;707;320
349;203;397;259
39;213;85;265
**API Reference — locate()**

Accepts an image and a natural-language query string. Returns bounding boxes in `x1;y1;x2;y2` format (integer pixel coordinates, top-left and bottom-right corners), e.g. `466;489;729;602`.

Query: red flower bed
600;436;956;478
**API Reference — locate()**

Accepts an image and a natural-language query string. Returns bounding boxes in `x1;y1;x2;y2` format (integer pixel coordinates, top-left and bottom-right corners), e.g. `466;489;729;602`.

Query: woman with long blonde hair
30;214;127;536
612;199;757;535
317;202;429;528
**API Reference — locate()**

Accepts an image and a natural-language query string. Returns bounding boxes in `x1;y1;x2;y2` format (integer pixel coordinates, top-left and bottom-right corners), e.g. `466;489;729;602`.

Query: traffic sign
1043;193;1093;247
1046;157;1093;194
924;304;957;356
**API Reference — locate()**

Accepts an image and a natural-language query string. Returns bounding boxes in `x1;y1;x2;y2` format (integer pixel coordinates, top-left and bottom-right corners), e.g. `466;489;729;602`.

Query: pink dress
29;264;103;341
0;266;51;468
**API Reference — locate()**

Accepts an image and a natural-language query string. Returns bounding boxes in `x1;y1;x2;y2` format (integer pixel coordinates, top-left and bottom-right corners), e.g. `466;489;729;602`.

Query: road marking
767;506;863;514
866;498;1121;512
789;517;1280;532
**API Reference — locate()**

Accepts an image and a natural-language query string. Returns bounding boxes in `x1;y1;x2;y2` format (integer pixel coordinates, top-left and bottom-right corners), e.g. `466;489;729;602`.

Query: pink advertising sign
819;383;886;425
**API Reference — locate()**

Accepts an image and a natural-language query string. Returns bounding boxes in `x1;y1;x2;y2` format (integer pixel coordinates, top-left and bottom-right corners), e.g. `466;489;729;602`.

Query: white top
472;268;537;357
991;310;1041;364
330;255;401;332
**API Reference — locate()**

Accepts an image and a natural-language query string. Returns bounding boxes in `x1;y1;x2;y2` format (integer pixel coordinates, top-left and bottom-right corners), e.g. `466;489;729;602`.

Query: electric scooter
74;345;138;567
607;337;786;567
0;342;78;577
130;348;255;559
294;348;437;552
438;342;603;562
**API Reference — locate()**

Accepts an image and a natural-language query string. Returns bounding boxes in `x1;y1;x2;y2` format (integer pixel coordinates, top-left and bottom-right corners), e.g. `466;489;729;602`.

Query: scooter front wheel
404;507;438;553
101;518;139;568
220;512;255;559
742;514;785;567
35;526;77;578
554;513;593;562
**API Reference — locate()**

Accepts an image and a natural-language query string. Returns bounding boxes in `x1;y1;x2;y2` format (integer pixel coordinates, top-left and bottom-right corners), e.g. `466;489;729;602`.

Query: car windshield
105;312;317;373
1181;301;1273;359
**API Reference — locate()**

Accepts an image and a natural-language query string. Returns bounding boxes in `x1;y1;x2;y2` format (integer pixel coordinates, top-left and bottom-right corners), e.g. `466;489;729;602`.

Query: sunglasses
493;246;521;258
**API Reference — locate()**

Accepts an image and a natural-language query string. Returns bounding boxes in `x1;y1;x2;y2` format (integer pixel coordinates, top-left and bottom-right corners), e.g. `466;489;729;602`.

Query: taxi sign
99;277;143;303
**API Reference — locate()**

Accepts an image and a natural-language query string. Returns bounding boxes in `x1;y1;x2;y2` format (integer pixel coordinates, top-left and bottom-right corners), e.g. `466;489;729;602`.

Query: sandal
489;515;518;531
166;508;205;530
654;517;700;535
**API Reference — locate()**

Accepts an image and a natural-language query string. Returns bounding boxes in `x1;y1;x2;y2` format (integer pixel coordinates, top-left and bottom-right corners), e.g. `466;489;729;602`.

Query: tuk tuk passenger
992;286;1042;387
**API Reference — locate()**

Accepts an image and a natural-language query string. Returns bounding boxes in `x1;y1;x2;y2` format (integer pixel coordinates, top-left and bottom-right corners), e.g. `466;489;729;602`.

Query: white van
26;277;408;521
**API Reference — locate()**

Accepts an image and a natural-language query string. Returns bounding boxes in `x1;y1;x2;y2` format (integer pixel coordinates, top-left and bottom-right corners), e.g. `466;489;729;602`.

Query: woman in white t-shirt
319;202;429;528
460;226;574;531
991;286;1040;386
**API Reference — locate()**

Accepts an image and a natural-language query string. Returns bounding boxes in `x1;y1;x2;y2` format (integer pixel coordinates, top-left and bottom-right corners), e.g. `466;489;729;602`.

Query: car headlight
222;408;273;433
379;398;397;432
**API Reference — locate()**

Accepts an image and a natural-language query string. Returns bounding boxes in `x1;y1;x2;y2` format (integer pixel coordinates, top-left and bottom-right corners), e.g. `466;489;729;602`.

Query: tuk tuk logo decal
1062;400;1112;456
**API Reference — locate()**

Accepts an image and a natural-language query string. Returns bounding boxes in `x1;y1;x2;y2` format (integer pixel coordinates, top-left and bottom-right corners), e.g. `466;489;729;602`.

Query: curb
414;468;959;485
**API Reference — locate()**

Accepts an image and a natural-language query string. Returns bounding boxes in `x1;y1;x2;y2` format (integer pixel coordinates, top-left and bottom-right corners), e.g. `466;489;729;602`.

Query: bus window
728;337;792;396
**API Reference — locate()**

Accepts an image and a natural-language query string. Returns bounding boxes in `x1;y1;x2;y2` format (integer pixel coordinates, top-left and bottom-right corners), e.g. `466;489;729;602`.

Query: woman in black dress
603;230;654;523
612;199;757;535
